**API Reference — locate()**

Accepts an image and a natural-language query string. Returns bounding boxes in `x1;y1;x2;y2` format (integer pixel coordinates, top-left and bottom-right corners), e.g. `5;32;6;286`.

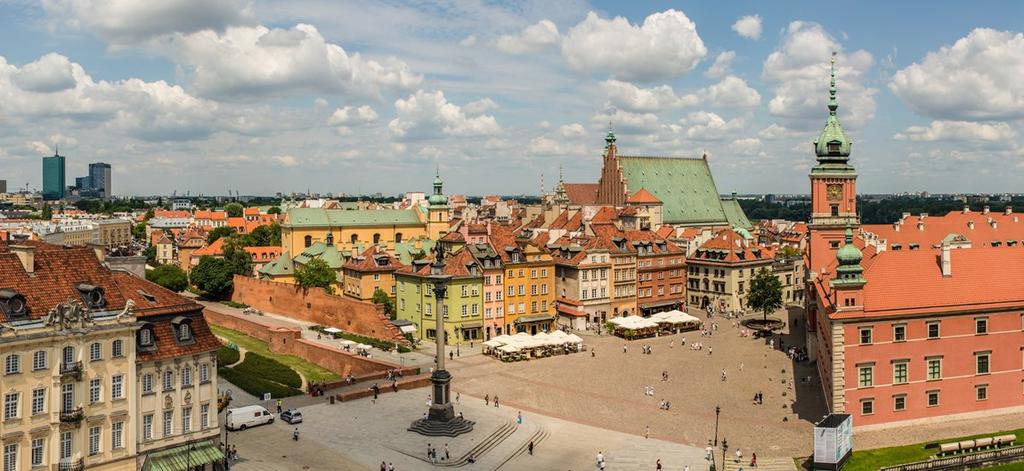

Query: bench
994;434;1017;446
937;434;1017;456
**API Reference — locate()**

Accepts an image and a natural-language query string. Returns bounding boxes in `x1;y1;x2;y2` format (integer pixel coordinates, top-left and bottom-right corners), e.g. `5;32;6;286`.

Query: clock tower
808;54;859;275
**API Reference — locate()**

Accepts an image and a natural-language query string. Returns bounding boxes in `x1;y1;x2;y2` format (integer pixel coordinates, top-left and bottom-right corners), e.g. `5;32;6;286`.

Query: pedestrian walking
380;461;387;471
708;347;713;355
485;394;490;405
597;451;606;470
276;399;283;414
736;448;743;463
656;458;662;470
449;350;454;361
645;425;650;439
528;441;534;455
426;443;431;462
388;462;395;471
517;411;523;425
494;395;499;408
455;392;460;404
751;452;758;467
623;344;628;354
444;443;450;461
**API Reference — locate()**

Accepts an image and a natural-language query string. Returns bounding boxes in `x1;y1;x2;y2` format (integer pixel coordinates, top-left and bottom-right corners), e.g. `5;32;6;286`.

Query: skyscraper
42;150;65;200
89;162;112;198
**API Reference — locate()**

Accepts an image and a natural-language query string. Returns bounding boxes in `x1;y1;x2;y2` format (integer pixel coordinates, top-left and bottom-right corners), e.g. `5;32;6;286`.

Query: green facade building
42;152;66;200
395;249;484;345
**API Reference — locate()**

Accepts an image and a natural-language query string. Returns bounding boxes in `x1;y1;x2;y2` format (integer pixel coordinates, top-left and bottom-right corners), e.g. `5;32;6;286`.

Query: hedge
232;353;302;389
219;300;248;309
215;346;240;366
309;325;412;353
218;367;302;399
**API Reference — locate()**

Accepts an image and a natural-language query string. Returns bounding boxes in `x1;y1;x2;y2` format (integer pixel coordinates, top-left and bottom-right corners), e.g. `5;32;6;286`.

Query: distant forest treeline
739;197;1024;225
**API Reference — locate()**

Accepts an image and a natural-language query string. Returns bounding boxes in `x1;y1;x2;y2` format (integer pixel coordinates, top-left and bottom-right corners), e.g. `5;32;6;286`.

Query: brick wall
203;307;415;379
231;275;408;345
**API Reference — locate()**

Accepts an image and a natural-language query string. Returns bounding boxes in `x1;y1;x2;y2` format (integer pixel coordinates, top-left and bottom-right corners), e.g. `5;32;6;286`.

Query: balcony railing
59;407;83;424
60;361;83;379
57;459;84;471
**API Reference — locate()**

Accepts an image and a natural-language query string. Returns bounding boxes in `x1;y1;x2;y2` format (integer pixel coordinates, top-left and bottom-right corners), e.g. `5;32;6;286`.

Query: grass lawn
796;427;1024;471
210;325;341;383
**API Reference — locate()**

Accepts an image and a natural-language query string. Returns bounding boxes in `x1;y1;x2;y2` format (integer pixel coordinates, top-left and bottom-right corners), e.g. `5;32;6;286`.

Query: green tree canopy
142;245;157;265
146;264;188;292
207;226;236;244
224;203;244;217
236;223;281;247
778;245;801;258
372;288;396;318
40;203;52;220
222;239;253;276
747;268;784;322
294;258;336;294
267;206;281;215
131;222;147;241
191;256;235;298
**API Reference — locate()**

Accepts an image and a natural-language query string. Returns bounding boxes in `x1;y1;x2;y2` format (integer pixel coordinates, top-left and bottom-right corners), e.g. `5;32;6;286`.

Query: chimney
1005;206;1013;215
10;245;34;274
901;212;911;221
990;219;997;229
919;213;928;219
983;205;990;215
87;242;106;264
917;222;924;231
940;243;952;277
893;222;901;232
963;205;970;214
967;220;975;230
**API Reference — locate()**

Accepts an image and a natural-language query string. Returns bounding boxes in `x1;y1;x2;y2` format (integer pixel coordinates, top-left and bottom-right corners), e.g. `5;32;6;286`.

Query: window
32;351;46;371
976;318;988;335
4;354;20;375
893;361;908;384
831;205;839;217
142;374;153;394
61;384;73;413
112;421;124;449
927;321;940;339
460;305;467;317
927;390;940;407
201;404;210;429
3;444;16;471
4;392;18;420
112;375;123;399
139;328;153;347
530;269;537;278
88;426;101;456
372;273;381;281
518;285;524;295
31;438;44;467
200;364;210;384
976;384;989;401
541;284;548;295
304;235;312;248
178;323;192;342
90;342;101;361
858;365;874;388
829;241;840;249
893;324;906;342
859;327;872;345
31;388;45;415
861;399;874;415
182;367;192;387
182;406;192;433
508;286;514;297
927;358;942;380
143;415;153;440
112;340;123;357
530;285;537;295
163;370;174;391
893;395;906;411
89;378;101;404
163;410;173;437
976;353;991;375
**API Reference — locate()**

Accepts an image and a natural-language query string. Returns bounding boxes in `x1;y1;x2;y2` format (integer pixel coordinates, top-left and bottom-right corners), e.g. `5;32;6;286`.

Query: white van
226;405;275;431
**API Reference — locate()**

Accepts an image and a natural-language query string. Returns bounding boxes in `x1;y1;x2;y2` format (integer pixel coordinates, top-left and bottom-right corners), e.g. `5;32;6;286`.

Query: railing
59;407;83;424
880;445;1024;471
60;361;83;379
56;458;84;471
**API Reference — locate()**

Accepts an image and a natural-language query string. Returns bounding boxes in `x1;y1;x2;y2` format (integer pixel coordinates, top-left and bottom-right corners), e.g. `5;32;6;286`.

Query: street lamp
223;410;232;470
714;405;720;447
722;438;729;471
186;442;196;471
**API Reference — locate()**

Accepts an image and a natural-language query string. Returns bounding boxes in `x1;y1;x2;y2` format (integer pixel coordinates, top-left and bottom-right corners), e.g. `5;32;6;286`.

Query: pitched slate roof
293;242;344;269
258;250;294;276
284;207;423;227
618;156;736;226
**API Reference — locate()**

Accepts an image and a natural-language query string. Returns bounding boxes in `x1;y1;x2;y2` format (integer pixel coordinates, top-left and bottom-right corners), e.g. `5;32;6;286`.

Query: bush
232;353;302;389
218;367;302;399
219;300;248;309
146;264;188;292
215;346;240;366
309;325;411;353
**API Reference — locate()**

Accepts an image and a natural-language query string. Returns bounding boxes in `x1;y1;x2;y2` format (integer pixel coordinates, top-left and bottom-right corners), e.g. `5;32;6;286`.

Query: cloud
12;53;77;93
762;21;877;128
758;123;799;140
42;0;254;45
600;79;699;112
271;154;299;167
705;51;735;79
527;136;587;157
889;28;1024;121
327;105;378;126
703;76;761;107
167;24;422;99
559;123;586;138
459;35;478;47
679;111;745;141
591;109;660;134
894;121;1016;142
729;137;762;155
496;20;560;54
732;15;762;40
463;98;498;115
562;10;706;81
389;89;500;139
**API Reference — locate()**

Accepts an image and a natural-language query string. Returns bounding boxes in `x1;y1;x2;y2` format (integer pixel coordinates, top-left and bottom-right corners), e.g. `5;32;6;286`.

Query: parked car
281;409;303;424
226;405;274;431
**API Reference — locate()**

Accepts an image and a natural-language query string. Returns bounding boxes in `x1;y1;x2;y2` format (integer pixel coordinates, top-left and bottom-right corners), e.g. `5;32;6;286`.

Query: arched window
62;346;75;365
395;233;403;243
373;233;381;244
351;234;358;244
304;235;312;248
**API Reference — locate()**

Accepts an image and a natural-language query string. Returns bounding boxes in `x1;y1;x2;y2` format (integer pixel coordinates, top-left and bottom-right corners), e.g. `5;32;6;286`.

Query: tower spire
605;122;616;147
828;51;838;116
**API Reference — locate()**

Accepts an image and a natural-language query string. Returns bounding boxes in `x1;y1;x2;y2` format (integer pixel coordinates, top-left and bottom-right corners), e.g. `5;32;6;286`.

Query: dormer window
0;289;28;320
828;142;840;154
179;323;192;341
138;326;155;348
171;317;194;344
76;283;106;309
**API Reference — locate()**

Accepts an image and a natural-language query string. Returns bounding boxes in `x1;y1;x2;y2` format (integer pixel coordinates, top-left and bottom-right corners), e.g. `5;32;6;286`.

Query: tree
131;222;147;241
222;239;253;276
294;258;336;294
142;246;157;265
267;206;281;215
40;203;52;220
224;203;244;217
146;264;188;292
144;208;155;221
778;245;801;258
236;223;280;247
747;268;784;323
372;288;396;319
207;226;236;244
191;256;236;298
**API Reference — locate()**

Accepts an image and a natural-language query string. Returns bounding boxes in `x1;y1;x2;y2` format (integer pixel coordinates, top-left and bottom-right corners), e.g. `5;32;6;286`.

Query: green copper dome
429;167;447;206
836;227;862;265
814;55;852;161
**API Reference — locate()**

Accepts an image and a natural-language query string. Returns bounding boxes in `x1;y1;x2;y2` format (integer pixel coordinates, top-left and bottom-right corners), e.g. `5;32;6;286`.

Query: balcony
60;361;83;380
59;407;83;424
57;459;84;471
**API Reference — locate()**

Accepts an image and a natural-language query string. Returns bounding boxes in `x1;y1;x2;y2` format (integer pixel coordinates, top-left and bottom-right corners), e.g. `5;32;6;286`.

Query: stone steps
722;457;798;471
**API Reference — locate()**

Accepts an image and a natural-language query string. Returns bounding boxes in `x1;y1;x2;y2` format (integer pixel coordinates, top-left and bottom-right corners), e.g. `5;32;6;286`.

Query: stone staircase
390;419;520;467
721;457;798;471
601;438;708;470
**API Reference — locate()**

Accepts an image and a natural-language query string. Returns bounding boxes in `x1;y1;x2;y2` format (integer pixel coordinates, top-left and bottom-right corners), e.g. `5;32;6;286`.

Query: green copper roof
833;225;866;287
395;239;436;265
428;169;448;206
814;55;852;162
620;156;737;226
258;250;293;276
284;208;422;227
721;197;753;230
293;242;344;269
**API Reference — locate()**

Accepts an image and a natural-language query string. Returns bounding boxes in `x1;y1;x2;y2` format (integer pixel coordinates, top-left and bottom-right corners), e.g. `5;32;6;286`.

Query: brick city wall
231;275;409;346
203;307;413;379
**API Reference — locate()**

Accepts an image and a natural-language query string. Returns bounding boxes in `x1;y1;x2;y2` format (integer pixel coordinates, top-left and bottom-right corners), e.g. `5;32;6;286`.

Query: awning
323;327;342;334
399;325;417;333
556;305;587;317
514;315;554;324
143;440;224;471
459;322;482;329
641;300;680;309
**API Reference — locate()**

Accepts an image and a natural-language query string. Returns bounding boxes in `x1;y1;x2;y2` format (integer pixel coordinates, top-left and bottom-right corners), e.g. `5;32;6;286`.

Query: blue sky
0;1;1021;196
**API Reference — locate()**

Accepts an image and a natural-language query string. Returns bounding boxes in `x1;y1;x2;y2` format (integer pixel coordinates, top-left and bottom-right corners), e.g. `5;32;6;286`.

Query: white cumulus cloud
327;105;378;126
732;15;762;40
463;98;498;115
496;20;560;54
42;0;254;45
680;111;746;141
705;51;735;79
12;53;78;93
703;76;761;107
600;80;699;112
389;89;501;139
562;10;707;81
894;121;1016;142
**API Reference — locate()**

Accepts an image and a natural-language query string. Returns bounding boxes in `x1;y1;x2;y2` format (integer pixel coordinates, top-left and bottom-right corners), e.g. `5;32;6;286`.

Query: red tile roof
243;246;283;263
562;183;599;205
191;238;224;257
691;229;774;264
626;188;661;204
344;246;406;272
863;210;1024;248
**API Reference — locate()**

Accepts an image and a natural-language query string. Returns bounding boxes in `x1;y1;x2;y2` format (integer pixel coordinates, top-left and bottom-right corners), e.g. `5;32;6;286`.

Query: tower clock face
827;184;842;201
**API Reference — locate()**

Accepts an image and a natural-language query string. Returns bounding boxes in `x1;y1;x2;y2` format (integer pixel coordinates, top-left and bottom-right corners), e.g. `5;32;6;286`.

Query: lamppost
408;244;474;437
714;405;720;446
722;438;729;471
186;442;196;471
223;410;232;470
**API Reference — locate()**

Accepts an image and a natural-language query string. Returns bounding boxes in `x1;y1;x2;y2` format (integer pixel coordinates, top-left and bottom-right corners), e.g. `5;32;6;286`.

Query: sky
0;1;1021;197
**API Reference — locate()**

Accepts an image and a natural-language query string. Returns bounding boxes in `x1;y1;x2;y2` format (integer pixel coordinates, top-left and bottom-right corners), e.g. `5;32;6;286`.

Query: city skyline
0;1;1021;196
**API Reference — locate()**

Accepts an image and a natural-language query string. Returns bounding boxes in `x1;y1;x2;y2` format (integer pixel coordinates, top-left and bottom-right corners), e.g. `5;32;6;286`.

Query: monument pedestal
408;369;475;436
